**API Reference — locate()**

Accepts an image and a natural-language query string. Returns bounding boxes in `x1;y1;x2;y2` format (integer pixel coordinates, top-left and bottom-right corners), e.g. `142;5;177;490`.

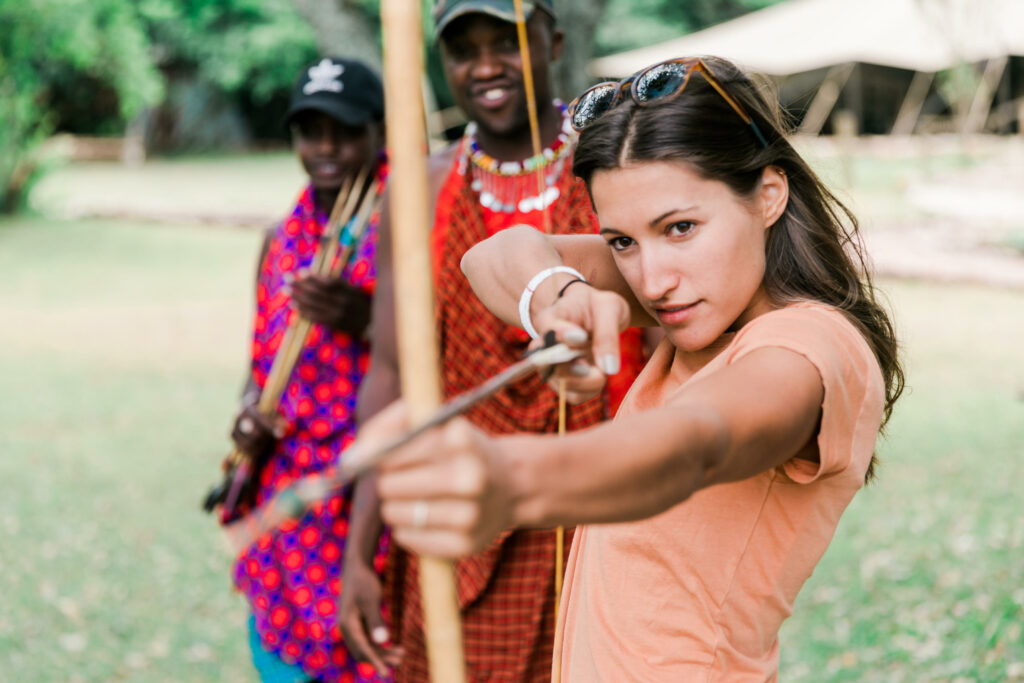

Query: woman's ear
759;166;789;229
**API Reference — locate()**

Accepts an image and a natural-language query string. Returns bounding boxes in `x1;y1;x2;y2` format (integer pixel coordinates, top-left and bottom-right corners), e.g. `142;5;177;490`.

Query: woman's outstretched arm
366;343;824;558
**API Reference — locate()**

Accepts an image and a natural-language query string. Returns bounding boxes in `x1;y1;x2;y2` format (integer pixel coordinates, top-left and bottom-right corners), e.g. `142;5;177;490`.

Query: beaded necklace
458;102;575;215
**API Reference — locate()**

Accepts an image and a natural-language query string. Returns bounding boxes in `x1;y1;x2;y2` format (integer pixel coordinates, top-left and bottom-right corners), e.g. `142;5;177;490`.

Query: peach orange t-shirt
555;302;885;682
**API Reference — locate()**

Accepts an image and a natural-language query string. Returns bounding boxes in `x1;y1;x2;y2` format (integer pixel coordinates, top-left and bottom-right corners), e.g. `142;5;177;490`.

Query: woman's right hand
531;283;632;404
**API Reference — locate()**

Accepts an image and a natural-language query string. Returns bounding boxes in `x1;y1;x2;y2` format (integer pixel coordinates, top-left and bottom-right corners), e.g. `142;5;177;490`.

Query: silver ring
239;417;255;435
412;500;429;529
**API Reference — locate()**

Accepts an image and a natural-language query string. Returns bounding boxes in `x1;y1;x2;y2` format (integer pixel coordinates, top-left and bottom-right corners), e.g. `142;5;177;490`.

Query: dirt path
808;134;1024;290
867;226;1024;289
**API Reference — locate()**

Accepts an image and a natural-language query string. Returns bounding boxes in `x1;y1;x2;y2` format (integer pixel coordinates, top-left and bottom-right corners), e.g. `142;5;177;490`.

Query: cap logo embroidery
304;59;345;95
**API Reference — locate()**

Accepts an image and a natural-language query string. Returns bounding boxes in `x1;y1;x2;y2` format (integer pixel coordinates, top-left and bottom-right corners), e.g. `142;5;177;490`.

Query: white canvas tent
590;0;1024;135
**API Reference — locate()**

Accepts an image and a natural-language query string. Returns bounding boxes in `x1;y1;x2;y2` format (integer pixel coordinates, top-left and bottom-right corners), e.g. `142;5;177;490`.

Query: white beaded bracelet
518;266;586;339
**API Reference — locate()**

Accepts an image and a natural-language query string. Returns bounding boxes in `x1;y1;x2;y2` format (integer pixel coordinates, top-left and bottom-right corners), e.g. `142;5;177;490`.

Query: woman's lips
654;301;700;325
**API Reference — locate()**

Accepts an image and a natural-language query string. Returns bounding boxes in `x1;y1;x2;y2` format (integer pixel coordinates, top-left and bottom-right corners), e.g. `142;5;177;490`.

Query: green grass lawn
1;210;1022;681
779;281;1024;681
0;217;260;681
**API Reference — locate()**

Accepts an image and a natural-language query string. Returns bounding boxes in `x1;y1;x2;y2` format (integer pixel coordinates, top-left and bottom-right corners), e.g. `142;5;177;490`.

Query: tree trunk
290;0;382;72
552;0;611;101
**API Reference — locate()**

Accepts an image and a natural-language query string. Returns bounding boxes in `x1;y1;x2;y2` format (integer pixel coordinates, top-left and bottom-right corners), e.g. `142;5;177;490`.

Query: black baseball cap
284;57;384;128
433;0;557;38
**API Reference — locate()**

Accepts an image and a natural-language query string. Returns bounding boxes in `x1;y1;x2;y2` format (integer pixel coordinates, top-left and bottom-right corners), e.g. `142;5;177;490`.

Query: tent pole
799;62;856;136
892;70;935;136
963;56;1009;135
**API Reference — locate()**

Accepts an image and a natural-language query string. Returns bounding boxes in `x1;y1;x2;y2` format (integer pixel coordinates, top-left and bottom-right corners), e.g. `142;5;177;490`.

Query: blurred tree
137;0;320;146
553;0;612;100
137;0;319;104
656;0;782;33
279;0;788;103
289;0;381;71
0;0;792;213
0;0;162;213
596;0;784;58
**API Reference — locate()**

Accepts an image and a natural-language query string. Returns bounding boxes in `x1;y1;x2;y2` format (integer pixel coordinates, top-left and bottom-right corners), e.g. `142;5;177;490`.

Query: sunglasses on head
567;57;769;149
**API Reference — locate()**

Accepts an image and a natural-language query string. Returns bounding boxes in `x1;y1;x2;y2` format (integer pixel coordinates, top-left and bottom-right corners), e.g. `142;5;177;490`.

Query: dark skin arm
339;146;457;674
220;229;285;514
340;187;403;673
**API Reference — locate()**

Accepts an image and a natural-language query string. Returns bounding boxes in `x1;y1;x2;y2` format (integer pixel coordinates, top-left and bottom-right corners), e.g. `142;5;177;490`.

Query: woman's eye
607;236;634;251
668;221;696;237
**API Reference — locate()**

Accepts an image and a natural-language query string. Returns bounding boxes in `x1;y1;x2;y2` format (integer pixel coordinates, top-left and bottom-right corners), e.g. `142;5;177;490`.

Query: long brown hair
573;56;903;480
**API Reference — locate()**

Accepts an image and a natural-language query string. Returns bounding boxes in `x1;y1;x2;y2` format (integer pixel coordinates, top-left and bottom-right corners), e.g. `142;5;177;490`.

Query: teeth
483;88;505;101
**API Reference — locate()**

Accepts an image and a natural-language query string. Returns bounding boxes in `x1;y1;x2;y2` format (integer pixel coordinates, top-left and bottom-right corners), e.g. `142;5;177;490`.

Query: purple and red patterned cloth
233;169;390;683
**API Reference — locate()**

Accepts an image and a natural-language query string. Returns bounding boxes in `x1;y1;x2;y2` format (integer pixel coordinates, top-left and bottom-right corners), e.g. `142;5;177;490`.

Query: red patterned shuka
387;142;645;683
233;167;391;683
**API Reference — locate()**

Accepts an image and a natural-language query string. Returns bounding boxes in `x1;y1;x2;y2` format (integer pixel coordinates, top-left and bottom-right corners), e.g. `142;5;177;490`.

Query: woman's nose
639;248;679;303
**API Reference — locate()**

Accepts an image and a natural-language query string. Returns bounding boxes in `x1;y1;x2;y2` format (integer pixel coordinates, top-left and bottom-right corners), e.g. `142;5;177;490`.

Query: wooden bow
379;1;466;680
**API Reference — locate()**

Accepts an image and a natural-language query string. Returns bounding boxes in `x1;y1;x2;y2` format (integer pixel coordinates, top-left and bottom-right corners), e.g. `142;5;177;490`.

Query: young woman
359;56;903;680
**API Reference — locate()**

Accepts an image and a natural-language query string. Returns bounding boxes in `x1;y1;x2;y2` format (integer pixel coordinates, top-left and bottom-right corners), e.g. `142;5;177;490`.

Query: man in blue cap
339;2;645;681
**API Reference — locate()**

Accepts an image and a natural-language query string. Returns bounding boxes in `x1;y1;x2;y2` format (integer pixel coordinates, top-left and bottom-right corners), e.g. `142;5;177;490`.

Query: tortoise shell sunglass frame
567;57;770;149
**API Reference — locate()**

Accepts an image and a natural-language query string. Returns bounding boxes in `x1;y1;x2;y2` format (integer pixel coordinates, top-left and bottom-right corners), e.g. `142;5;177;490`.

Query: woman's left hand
529;281;632;404
362;401;516;558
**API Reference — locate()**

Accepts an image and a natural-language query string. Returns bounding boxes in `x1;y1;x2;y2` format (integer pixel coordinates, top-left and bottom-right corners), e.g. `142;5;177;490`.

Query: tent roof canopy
590;0;1024;78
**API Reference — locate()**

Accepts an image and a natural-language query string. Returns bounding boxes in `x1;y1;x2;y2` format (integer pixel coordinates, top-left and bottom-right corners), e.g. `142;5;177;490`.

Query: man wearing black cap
340;3;645;681
226;56;392;683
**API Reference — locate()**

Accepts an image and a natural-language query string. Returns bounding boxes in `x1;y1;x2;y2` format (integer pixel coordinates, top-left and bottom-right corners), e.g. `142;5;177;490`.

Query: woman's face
591;160;787;352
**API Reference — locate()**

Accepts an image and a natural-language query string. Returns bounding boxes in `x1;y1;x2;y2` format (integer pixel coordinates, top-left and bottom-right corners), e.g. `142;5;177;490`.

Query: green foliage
136;0;318;103
595;0;686;56
0;0;795;213
656;0;784;30
0;0;321;212
596;0;786;56
0;51;49;213
0;0;162;212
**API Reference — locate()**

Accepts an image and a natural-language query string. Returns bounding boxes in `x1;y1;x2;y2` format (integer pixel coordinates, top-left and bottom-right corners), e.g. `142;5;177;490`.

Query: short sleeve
725;303;886;484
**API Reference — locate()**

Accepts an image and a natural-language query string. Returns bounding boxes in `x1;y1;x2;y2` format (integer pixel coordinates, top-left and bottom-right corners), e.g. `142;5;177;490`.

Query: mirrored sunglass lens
635;62;690;102
572;85;618;129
